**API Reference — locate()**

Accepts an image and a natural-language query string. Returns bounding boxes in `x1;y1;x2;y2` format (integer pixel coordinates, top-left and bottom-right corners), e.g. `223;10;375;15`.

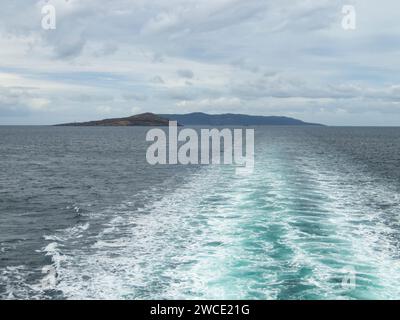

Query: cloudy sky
0;0;399;125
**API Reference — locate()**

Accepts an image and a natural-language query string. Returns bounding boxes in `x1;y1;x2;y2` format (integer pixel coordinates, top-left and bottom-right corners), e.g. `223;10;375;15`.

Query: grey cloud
0;103;31;117
151;52;165;63
53;37;86;59
231;58;260;73
122;93;148;101
0;85;48;116
1;1;400;125
94;43;119;57
150;76;165;84
177;69;194;79
66;93;115;103
164;88;196;101
0;0;350;65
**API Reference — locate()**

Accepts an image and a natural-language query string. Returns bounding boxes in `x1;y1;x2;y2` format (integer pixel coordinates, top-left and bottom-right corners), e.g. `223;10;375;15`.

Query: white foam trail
29;142;400;299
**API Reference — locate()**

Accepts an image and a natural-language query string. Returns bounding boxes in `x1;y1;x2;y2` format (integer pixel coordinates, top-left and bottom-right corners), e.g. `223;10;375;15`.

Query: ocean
1;126;400;299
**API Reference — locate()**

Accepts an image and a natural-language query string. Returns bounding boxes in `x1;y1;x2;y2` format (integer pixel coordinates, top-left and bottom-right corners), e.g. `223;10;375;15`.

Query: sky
0;0;400;125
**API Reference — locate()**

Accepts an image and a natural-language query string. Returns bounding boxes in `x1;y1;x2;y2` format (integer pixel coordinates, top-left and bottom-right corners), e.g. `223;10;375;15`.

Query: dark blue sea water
1;126;400;299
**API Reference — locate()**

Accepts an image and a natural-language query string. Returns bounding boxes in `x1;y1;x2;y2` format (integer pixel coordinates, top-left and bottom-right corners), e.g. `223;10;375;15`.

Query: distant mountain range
56;112;323;126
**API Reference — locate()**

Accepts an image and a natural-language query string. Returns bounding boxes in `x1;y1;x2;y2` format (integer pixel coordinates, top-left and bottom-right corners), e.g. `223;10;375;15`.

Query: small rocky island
56;113;170;126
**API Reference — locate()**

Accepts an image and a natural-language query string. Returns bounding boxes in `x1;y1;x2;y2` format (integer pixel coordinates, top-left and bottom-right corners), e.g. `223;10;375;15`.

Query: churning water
1;126;400;299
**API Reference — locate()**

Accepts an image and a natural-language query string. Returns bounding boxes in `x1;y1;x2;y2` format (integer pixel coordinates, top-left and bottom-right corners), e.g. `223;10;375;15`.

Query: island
55;112;323;126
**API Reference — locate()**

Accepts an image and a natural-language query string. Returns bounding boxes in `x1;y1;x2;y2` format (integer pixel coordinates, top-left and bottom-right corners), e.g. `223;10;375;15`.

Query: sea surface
1;126;400;299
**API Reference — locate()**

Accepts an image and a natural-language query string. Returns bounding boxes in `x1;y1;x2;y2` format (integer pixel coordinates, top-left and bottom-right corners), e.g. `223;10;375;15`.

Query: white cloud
96;105;112;114
177;97;242;112
27;98;50;111
131;106;142;114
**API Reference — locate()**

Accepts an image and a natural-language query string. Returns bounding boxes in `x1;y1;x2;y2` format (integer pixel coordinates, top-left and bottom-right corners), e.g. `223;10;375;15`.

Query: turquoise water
1;127;400;299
